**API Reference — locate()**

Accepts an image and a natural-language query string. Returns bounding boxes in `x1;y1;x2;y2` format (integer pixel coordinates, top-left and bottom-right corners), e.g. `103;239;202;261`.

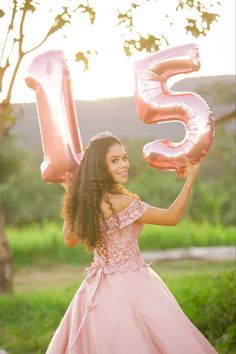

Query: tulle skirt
46;265;218;354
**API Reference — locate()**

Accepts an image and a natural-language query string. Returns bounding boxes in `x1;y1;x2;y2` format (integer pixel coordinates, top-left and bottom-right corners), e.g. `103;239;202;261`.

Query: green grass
7;220;93;268
154;260;236;349
140;221;236;250
0;287;72;353
7;220;235;267
0;260;235;354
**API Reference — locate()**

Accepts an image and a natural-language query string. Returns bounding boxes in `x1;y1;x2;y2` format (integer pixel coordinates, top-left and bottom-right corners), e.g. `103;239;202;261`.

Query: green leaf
75;52;89;71
78;4;96;24
0;9;5;18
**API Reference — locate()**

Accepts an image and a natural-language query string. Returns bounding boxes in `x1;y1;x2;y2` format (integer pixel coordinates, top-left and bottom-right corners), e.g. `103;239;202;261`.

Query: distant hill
11;75;235;151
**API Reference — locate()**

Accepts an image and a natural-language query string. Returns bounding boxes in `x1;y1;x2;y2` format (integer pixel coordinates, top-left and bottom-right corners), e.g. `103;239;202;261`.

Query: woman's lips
118;171;128;177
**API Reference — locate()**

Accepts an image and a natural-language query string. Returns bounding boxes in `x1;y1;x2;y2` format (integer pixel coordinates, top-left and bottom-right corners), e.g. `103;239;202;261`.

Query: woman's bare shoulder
101;194;137;217
112;194;137;212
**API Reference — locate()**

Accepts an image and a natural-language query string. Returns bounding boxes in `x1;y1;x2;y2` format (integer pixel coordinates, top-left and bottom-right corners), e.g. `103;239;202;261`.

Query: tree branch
24;32;51;55
0;0;17;66
5;0;29;102
18;0;28;55
25;7;71;55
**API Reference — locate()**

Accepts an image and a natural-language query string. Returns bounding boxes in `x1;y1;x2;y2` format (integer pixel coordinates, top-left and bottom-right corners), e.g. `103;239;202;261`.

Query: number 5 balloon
133;43;215;175
25;50;83;183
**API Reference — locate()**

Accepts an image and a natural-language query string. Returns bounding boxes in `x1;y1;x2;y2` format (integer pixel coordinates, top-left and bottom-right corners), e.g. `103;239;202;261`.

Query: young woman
46;131;218;354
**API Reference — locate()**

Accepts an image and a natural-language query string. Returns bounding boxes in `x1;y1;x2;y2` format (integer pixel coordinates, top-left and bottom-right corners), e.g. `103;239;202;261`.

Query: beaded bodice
85;199;150;277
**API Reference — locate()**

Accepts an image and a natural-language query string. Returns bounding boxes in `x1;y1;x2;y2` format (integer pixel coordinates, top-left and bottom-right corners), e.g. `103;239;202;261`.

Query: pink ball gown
46;199;218;354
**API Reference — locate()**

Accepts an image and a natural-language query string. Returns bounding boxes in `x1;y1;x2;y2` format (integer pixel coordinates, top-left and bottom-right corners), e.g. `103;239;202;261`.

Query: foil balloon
133;43;215;175
25;50;83;183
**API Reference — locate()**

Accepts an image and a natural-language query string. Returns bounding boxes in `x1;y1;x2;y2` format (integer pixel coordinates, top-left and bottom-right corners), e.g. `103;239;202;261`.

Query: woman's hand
59;181;68;191
177;156;201;180
59;172;74;192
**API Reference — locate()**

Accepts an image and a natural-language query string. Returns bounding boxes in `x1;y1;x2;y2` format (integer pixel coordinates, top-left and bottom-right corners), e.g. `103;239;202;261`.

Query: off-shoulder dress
46;199;218;354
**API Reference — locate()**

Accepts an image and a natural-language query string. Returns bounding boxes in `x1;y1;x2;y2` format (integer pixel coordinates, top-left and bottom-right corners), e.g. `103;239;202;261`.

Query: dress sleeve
118;199;150;229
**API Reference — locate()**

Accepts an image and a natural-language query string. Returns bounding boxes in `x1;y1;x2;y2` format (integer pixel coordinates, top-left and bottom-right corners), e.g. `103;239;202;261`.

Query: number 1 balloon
133;43;215;175
25;50;83;183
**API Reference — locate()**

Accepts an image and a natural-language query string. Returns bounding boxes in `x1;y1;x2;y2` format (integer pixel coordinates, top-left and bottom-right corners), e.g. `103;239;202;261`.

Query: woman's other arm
63;220;80;247
138;157;200;226
60;179;80;247
59;181;68;192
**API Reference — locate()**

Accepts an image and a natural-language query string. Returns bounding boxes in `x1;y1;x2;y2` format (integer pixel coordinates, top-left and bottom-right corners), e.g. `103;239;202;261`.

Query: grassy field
1;220;235;353
7;219;236;268
0;260;235;354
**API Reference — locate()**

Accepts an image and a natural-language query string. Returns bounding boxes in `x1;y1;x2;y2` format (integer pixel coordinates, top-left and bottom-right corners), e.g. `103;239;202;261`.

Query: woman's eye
111;156;128;163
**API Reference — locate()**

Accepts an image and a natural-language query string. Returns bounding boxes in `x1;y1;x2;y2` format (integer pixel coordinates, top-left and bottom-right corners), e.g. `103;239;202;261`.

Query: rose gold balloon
133;43;215;175
25;50;83;183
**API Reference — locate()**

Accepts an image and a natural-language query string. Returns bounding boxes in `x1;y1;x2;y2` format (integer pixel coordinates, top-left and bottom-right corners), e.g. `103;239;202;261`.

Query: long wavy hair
61;135;138;258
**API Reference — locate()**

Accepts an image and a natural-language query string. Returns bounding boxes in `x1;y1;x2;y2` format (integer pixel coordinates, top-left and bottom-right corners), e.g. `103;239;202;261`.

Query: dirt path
13;265;86;293
13;258;235;294
142;246;236;261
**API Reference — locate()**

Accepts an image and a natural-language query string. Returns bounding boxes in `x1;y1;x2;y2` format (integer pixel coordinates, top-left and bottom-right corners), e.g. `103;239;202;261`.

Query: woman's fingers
182;155;192;167
177;155;201;179
177;165;187;178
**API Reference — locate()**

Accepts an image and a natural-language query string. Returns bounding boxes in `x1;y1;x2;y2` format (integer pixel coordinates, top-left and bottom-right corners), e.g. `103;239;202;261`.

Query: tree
0;0;221;292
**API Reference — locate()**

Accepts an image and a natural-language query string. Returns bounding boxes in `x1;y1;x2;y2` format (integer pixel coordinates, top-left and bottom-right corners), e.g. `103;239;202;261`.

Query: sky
0;0;235;103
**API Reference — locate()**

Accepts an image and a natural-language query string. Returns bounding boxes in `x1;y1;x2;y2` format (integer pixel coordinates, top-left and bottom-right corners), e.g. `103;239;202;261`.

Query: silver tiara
90;130;115;143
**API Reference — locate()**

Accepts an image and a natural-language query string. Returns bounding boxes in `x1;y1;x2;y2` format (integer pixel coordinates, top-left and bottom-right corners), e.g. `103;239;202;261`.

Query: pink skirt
46;265;218;354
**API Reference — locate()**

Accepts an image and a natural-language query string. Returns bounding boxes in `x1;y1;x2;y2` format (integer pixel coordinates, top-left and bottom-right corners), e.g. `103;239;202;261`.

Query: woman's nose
121;159;129;168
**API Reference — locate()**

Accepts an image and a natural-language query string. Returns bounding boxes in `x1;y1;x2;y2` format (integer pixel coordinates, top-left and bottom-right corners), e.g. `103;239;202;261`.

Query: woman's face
106;143;130;183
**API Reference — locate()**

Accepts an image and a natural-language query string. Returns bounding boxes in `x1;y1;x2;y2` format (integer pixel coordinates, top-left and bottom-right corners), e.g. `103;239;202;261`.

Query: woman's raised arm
138;157;201;226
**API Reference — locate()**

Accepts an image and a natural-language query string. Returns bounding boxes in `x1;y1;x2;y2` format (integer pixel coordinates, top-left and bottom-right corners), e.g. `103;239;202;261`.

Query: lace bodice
85;199;150;279
66;199;151;348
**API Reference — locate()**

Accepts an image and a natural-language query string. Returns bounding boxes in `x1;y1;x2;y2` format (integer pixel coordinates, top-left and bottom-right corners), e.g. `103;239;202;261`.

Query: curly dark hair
61;135;138;258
